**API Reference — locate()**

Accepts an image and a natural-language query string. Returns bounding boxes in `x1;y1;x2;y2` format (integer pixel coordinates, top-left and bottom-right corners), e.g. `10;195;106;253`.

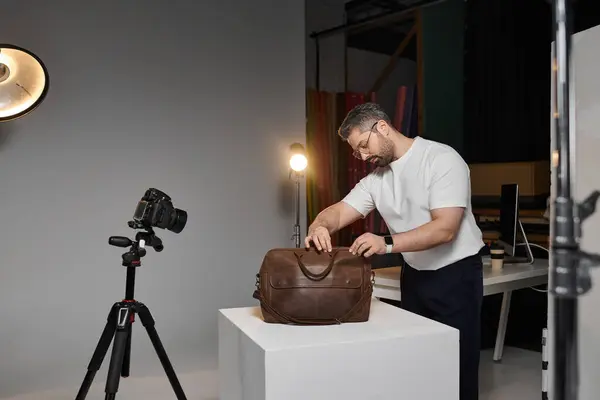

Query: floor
479;347;542;400
1;347;541;400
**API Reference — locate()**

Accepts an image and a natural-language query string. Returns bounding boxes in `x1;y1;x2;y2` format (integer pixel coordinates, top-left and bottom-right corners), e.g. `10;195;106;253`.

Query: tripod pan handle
109;236;133;248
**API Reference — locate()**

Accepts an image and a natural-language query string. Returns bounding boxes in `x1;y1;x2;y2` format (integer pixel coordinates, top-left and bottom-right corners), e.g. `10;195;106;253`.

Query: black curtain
463;0;552;164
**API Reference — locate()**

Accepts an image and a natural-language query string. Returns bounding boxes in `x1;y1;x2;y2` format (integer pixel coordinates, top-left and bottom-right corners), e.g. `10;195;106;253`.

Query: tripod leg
75;304;119;400
104;306;134;400
136;303;188;400
121;325;132;378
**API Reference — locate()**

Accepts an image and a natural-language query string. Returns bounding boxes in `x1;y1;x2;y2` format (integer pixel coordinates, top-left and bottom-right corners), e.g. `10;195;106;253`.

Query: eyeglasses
352;121;378;159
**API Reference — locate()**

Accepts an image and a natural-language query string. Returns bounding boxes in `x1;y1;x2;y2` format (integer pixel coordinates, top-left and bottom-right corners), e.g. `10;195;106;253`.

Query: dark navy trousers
401;254;483;400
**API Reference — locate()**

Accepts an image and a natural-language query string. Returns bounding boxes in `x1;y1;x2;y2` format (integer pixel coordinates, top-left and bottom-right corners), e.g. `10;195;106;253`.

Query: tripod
75;228;188;400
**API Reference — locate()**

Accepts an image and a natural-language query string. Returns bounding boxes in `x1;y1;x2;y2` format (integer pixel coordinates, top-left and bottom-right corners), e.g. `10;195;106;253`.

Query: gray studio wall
549;23;600;400
0;0;305;397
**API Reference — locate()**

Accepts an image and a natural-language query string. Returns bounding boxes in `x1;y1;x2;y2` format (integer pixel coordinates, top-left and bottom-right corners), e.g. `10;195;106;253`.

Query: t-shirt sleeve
428;150;470;210
342;175;376;218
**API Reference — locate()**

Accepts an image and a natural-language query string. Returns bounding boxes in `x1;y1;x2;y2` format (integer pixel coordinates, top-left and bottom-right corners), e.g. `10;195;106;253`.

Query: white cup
490;248;504;271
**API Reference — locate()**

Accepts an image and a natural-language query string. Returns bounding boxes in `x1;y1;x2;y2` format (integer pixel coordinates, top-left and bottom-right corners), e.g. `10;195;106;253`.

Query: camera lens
168;208;187;234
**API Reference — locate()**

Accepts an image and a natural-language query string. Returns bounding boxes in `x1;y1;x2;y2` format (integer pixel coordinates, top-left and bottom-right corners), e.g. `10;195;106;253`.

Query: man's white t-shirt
342;136;484;271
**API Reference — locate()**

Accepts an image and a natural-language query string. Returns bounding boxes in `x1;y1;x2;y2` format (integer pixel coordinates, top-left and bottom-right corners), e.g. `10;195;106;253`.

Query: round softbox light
0;44;49;122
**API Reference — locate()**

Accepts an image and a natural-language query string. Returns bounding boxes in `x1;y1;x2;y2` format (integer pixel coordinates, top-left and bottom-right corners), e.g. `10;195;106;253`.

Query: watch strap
384;235;393;254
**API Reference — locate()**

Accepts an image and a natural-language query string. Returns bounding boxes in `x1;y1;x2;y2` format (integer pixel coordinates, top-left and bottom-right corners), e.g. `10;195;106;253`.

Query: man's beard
367;137;395;167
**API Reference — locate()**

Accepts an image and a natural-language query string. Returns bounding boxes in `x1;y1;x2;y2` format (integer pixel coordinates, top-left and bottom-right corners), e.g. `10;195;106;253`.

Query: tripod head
109;227;163;268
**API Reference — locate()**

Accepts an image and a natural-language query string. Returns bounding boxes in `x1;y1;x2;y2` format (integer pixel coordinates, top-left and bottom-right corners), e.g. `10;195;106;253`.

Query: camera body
129;188;187;234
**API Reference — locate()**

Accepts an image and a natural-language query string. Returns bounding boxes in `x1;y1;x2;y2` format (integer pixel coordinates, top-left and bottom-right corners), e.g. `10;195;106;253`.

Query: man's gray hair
337;102;392;141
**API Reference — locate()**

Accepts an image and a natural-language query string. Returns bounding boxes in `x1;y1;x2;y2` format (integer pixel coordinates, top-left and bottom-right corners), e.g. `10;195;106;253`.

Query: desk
373;259;549;362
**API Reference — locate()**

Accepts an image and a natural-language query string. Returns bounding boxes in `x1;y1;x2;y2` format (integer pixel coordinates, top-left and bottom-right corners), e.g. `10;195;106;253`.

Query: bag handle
293;250;338;281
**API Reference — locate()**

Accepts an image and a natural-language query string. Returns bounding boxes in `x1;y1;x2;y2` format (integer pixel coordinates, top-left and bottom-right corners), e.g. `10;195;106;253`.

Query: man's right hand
305;226;332;252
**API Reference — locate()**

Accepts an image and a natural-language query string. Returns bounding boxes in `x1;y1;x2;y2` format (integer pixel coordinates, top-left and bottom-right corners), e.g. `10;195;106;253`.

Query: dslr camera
129;188;187;233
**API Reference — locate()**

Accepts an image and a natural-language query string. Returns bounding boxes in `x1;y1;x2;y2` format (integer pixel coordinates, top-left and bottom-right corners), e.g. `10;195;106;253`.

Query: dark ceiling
343;0;600;61
344;0;428;61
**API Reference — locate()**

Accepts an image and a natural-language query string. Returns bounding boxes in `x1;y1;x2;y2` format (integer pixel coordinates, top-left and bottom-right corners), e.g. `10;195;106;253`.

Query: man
305;102;485;400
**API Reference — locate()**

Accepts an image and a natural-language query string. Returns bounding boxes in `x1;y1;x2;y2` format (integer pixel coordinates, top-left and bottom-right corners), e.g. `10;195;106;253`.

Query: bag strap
293;251;338;281
252;272;374;325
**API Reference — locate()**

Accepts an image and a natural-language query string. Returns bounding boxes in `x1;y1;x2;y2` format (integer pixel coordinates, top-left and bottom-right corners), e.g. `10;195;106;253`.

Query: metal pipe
295;178;301;248
293;174;301;248
550;0;579;399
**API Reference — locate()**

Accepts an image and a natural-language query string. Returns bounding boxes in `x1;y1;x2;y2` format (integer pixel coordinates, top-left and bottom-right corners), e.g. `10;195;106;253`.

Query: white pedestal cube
218;298;459;400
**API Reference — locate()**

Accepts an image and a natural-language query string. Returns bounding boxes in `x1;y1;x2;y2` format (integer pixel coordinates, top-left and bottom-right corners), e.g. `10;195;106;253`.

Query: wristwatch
384;235;394;254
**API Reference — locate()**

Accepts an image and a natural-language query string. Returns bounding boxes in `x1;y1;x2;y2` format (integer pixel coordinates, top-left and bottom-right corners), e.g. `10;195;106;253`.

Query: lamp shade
0;44;49;122
289;142;307;172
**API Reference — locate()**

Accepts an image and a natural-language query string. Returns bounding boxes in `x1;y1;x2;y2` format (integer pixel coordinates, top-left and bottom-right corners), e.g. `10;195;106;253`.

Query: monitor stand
504;219;535;265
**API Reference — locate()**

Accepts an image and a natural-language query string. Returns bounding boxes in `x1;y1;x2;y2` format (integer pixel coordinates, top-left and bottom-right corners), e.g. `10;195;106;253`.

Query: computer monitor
497;183;534;264
499;183;519;256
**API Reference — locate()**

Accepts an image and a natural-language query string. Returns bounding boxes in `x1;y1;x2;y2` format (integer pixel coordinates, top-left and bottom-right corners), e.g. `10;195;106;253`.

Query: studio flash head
129;188;187;233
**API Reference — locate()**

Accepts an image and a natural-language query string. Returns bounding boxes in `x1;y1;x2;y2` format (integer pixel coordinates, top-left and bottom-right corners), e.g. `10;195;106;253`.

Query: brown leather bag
252;247;374;325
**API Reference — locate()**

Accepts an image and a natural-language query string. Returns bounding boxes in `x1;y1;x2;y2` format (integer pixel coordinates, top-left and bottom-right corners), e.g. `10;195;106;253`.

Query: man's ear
378;120;390;136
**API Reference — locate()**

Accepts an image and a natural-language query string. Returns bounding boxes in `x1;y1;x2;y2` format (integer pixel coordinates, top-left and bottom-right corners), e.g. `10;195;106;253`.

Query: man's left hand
350;233;386;257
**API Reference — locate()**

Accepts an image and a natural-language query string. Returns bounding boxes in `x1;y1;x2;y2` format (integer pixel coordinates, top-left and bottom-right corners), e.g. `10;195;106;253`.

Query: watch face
384;235;393;245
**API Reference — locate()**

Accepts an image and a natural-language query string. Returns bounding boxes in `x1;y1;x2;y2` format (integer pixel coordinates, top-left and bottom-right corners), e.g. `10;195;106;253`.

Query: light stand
288;143;307;248
550;1;600;399
291;170;303;248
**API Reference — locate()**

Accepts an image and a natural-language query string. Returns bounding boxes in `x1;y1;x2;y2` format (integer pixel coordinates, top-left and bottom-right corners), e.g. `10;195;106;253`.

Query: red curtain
344;93;369;239
306;89;342;244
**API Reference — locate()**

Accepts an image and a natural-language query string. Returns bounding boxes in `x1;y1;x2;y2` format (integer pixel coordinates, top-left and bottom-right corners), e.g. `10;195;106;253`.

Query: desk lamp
0;44;49;122
289;143;307;248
